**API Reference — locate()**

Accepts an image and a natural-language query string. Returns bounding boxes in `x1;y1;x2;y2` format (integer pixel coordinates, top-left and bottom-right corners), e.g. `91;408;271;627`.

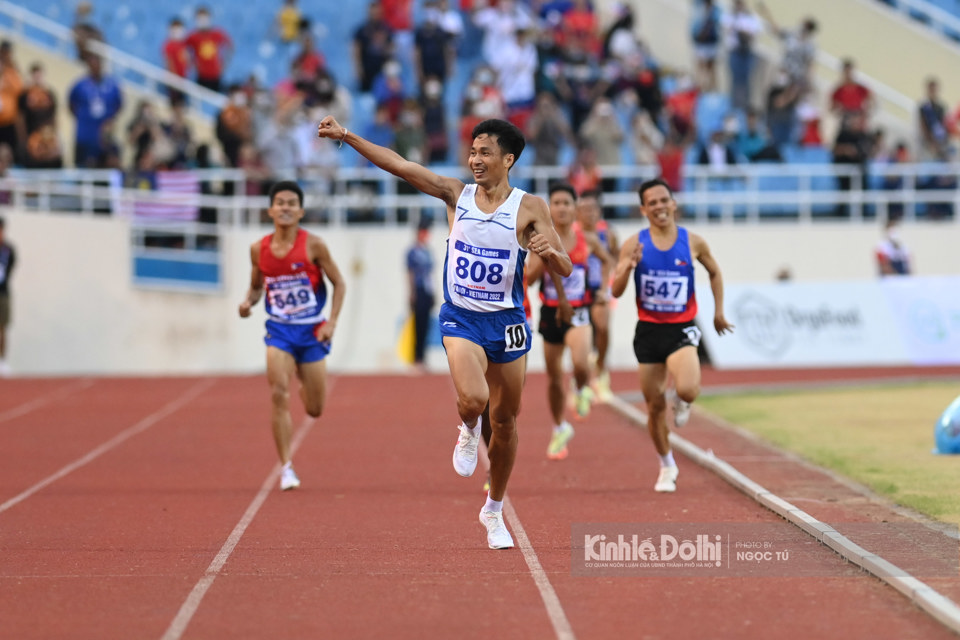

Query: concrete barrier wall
1;210;955;375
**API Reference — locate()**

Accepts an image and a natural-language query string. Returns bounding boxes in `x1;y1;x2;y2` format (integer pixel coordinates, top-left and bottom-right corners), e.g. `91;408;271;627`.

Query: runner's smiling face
640;185;677;229
469;134;513;187
268;190;304;228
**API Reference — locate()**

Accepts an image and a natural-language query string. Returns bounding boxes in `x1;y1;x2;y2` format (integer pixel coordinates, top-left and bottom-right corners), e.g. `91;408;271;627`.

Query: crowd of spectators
0;0;958;220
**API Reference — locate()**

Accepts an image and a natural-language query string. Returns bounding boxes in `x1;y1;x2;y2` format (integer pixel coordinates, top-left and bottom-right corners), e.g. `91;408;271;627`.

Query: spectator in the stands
17;62;57;161
554;40;610;135
414;2;455;95
185;6;233;94
24;122;63;169
580;97;624;205
69;54;122;168
276;0;303;45
765;67;799;148
757;3;817;96
491;26;539;130
473;0;534;68
311;69;352;130
567;143;602;195
394;100;427;164
216;84;253;167
420;76;449;164
875;218;911;276
690;0;721;92
163;19;189;79
629;107;664;170
735;108;782;162
603;2;641;64
796;90;823;147
832;110;872;216
559;0;601;59
126;100;167;170
72;2;104;61
526;91;574;167
698;130;737;171
663;74;698;144
0;42;22;160
429;0;464;52
162;95;194;169
830;59;872;123
918;77;951;161
361;103;396;164
353;2;395;94
657;131;687;193
722;0;762;110
617;52;662;131
381;0;415;93
372;59;407;124
291;33;327;84
257;93;303;179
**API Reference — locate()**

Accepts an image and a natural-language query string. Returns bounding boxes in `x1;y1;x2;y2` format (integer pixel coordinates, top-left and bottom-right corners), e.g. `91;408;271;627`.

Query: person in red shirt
163;18;190;102
186;6;233;94
830;59;872;122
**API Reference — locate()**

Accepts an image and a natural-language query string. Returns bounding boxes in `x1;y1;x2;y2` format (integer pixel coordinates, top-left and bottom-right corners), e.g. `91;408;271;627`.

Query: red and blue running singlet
633;227;697;323
540;225;590;308
259;228;327;325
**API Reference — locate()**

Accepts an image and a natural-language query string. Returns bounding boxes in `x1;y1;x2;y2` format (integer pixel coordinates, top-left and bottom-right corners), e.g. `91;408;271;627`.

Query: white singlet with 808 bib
445;185;526;313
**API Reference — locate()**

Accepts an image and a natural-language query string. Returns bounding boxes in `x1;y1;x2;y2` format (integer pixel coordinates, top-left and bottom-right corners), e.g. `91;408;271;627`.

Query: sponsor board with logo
696;276;960;368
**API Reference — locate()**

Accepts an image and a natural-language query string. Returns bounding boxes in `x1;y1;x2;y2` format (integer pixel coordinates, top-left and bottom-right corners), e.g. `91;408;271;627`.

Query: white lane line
605;393;960;636
160;414;317;640
502;498;576;640
0;379;214;516
0;379;96;425
480;443;576;640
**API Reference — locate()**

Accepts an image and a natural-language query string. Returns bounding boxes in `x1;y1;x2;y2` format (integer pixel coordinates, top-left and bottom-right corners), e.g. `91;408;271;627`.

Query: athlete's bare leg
543;341;567;425
485;356;525;501
591;301;610;374
443;336;490;430
638;362;670;456
266;346;298;465
665;346;701;405
566;324;592;392
297;358;328;418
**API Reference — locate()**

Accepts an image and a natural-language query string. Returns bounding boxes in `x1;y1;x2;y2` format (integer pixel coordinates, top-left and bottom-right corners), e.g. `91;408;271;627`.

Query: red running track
0;369;957;639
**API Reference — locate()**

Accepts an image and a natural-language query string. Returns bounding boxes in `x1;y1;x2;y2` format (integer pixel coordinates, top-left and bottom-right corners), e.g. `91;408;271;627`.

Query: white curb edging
606;394;960;635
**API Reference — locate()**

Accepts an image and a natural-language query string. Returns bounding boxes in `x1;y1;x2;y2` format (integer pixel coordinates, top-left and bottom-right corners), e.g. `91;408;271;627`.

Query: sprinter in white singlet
318;116;572;550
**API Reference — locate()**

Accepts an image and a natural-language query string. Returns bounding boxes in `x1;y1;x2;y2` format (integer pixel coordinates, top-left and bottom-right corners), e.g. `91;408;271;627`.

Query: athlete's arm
585;230;614;304
318;115;464;208
310;235;347;342
523;195;572;277
238;241;263;318
691;232;734;335
611;234;641;298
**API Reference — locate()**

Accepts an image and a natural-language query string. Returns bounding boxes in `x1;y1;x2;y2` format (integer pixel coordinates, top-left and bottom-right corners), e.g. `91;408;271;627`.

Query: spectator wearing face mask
185;6;233;94
491;27;538;131
163;19;190;103
414;2;454;95
420;75;449;164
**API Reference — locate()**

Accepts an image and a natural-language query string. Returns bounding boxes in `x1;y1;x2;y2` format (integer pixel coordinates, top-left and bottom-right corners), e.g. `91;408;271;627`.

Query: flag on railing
132;170;200;221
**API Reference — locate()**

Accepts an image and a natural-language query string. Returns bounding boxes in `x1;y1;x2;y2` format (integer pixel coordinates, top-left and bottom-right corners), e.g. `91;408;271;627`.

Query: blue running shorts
438;302;531;364
264;319;331;364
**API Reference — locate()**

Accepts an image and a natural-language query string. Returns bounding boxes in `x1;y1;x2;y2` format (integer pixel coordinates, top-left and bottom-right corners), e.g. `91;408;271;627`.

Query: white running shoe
654;465;679;493
280;464;300;491
673;394;692;428
479;508;515;549
452;423;480;477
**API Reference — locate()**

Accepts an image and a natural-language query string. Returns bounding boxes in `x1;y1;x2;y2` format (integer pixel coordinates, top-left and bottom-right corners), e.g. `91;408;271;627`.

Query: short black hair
269;180;304;208
471;119;525;167
638;178;673;205
548;181;576;200
578;189;602;203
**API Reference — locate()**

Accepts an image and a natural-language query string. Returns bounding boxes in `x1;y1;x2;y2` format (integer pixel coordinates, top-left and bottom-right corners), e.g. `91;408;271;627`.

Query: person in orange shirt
0;41;23;156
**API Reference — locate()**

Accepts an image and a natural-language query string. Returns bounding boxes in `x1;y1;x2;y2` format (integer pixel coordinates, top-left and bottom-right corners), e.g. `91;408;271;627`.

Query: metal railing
0;0;226;115
2;163;959;226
